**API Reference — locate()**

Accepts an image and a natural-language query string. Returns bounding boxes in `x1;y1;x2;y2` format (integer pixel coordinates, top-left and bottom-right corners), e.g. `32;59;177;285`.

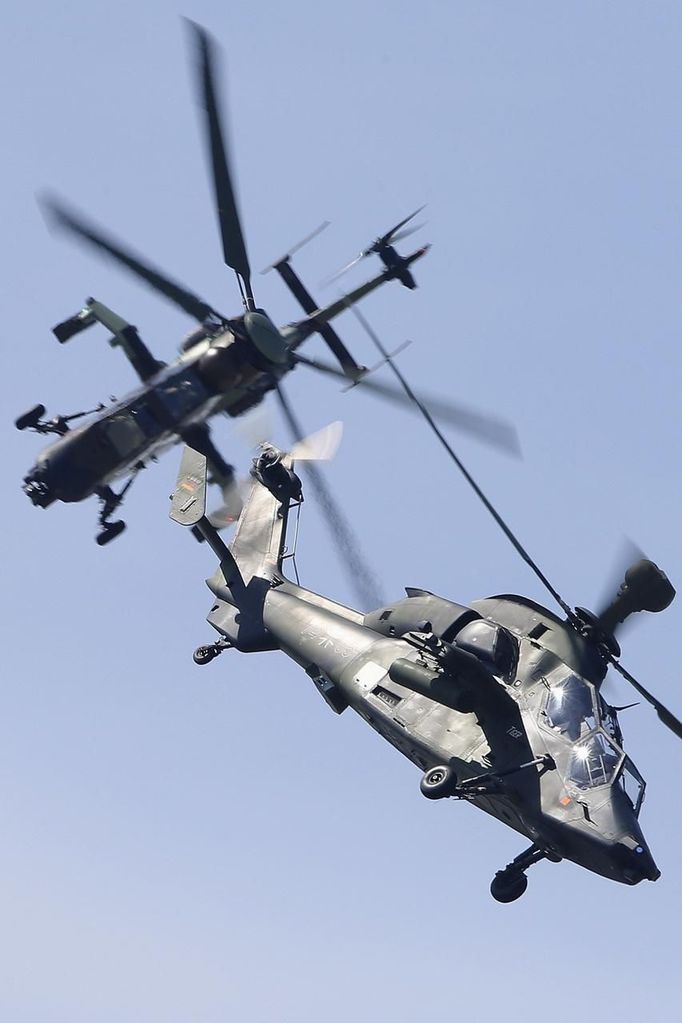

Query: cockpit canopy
540;667;646;814
544;672;596;741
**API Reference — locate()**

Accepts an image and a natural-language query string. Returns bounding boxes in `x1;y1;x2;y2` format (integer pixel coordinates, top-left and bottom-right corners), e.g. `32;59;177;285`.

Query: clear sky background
3;2;682;1020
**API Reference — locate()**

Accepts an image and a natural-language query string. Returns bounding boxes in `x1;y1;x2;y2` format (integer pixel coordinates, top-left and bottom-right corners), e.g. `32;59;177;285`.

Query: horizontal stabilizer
53;307;96;343
169;446;208;526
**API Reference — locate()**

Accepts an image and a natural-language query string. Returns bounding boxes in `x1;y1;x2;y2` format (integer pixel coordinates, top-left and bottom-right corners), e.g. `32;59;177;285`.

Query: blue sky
3;2;682;1020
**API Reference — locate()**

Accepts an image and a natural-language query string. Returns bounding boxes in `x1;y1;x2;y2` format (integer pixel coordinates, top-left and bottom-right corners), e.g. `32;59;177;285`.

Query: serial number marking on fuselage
299;626;352;659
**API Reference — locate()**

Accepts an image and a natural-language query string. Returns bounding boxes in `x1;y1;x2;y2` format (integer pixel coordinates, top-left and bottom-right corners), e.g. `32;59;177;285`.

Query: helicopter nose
613;841;660;884
22;466;55;507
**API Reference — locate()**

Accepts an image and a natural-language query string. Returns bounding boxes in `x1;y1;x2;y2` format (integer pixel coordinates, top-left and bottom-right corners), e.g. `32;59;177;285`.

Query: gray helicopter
16;22;517;551
169;354;679;901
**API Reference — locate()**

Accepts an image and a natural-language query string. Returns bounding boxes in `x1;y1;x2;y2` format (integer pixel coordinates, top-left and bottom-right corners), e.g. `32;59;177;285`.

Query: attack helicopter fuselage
218;583;658;889
177;446;659;900
22;311;288;509
18;231;447;547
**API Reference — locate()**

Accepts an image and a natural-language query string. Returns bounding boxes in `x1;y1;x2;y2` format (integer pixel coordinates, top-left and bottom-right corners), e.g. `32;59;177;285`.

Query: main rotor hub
244;311;289;365
573;606;621;660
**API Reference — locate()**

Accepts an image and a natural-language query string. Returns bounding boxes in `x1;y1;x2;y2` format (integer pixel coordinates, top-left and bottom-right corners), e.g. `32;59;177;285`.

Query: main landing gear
420;755;554;801
95;463;144;545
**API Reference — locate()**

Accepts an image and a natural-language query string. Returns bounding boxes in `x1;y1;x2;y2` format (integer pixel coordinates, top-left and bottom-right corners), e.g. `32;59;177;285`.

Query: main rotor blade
293;352;520;455
41;194;221;323
314;310;572;619
188;21;253;304
274;384;384;610
320;252;366;289
609;657;682;741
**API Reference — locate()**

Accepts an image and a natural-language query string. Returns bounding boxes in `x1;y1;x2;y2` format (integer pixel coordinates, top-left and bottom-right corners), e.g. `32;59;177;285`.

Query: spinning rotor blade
375;206;426;250
320;253;366;288
289;421;343;462
261;222;331;275
594;538;645;632
41;194;222;323
310;310;573;619
274;384;384;610
321;208;426;287
389;222;426;245
334;318;682;742
609;658;682;741
293;351;520;456
188;21;253;306
596;554;675;639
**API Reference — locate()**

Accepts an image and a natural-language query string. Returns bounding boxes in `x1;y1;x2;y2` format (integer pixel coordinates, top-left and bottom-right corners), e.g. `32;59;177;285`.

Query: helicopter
15;22;518;547
168;336;680;903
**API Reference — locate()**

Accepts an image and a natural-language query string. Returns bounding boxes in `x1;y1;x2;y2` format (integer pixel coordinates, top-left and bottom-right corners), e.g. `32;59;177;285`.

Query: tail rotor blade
41;193;222;323
390;222;426;245
289;421;343;462
187;21;253;305
274;384;384;610
320;209;426;288
376;205;426;249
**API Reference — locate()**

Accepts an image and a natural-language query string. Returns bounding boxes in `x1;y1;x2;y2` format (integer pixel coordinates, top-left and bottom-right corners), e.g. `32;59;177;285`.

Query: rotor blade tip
36;191;68;233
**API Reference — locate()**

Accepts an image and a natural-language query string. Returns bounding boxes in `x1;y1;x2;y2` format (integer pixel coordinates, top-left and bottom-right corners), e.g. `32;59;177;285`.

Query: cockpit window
544;673;597;741
568;732;622;789
618;757;646;816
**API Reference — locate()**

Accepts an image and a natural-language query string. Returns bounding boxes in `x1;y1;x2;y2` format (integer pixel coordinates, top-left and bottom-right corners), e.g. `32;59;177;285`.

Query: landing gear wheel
96;520;126;546
490;871;528;904
15;404;46;430
193;645;217;666
420;764;458;800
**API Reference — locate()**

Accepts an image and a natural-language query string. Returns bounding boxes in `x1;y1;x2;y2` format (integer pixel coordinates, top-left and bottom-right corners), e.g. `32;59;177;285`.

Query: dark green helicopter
169;335;680;903
15;22;517;548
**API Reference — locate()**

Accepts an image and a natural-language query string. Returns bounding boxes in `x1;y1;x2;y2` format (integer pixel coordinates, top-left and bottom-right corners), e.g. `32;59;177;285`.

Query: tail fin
170;443;295;651
171;424;342;651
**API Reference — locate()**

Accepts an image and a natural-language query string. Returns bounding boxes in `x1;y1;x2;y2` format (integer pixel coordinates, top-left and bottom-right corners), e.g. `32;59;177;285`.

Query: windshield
544;672;597;741
540;668;645;797
568;732;622;789
617;757;646;816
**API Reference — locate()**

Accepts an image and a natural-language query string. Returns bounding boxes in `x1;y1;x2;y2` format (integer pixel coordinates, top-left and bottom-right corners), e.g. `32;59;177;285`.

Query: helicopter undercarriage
189;626;560;901
94;467;145;546
419;755;559;901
